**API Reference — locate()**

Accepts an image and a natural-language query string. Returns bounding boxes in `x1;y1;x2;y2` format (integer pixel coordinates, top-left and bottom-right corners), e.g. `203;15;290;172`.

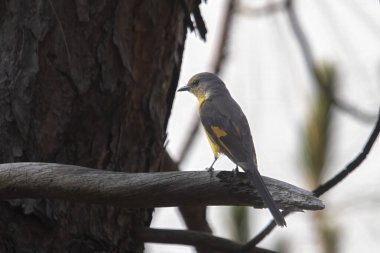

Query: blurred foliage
302;63;339;253
276;238;289;253
319;215;339;253
303;64;335;186
229;206;249;243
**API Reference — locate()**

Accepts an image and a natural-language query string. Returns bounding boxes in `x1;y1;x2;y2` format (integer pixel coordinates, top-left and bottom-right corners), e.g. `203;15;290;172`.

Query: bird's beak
177;84;191;92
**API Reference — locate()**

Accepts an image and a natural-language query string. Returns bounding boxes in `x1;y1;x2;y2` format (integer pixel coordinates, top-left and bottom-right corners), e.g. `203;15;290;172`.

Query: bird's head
177;72;228;103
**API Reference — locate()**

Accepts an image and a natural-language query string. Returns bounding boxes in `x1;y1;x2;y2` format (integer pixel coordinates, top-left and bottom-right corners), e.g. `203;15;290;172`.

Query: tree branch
238;0;377;123
0;163;323;210
134;228;277;253
243;106;380;252
285;0;376;123
312;106;380;197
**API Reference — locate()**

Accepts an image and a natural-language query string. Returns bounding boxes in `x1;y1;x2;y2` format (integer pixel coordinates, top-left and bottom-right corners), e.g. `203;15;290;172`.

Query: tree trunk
0;0;196;252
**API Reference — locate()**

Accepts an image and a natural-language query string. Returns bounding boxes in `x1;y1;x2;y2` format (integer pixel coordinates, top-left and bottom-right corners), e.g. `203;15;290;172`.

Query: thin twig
211;0;236;75
242;106;380;251
241;212;287;252
285;0;375;123
313;107;380;197
134;228;277;253
238;0;377;123
237;0;377;122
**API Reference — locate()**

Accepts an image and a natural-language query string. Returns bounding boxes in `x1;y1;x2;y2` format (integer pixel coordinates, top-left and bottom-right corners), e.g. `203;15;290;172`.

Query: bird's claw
206;167;214;173
232;166;239;177
205;167;214;179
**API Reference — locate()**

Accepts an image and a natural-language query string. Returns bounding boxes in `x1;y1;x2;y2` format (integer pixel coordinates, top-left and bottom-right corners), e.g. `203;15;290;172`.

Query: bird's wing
200;97;256;166
201;97;285;226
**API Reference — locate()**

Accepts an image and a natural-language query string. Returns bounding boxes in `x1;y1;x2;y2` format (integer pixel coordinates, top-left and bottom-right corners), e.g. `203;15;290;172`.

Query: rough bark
0;163;325;211
0;0;194;252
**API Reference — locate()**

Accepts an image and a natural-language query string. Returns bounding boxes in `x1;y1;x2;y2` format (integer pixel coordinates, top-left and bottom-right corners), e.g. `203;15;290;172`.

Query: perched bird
177;72;286;227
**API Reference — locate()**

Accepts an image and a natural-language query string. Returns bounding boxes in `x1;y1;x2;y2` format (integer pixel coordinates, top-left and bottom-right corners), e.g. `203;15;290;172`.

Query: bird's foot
206;166;214;173
232;166;239;177
205;166;214;178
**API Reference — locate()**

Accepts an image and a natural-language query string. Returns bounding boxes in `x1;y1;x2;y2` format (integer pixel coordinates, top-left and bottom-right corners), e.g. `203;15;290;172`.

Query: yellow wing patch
211;126;228;138
210;126;238;161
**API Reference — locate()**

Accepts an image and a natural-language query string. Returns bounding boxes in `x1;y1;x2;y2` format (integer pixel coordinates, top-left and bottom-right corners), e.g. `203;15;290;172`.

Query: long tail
245;166;286;227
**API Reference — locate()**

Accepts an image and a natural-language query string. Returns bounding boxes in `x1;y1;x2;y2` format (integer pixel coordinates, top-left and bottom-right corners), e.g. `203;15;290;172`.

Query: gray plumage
178;72;286;227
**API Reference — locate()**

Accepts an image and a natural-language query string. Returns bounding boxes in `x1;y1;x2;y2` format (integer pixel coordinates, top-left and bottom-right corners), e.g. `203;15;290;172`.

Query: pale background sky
147;1;380;252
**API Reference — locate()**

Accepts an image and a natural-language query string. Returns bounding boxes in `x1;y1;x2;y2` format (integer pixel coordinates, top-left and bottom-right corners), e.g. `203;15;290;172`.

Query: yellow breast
193;89;207;107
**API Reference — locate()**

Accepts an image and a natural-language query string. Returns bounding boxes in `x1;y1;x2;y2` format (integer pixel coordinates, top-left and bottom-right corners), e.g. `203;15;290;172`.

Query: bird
177;72;286;227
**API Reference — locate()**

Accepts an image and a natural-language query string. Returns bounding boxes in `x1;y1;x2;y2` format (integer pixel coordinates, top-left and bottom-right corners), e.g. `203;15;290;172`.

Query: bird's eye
193;80;199;86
